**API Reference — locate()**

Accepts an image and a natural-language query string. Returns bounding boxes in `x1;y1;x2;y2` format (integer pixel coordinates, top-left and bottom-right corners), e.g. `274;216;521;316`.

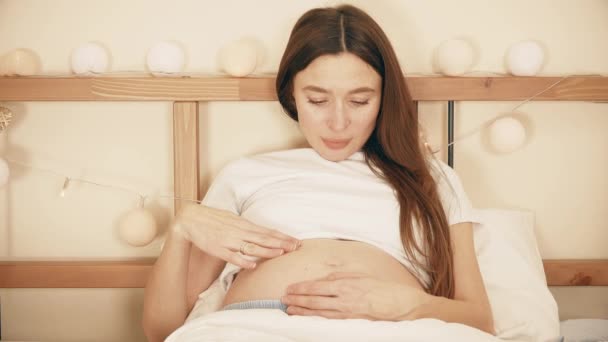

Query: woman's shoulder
425;156;474;224
425;156;467;195
426;156;456;181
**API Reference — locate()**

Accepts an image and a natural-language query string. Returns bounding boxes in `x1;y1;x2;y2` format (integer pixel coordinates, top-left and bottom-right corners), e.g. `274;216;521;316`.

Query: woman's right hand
173;204;301;269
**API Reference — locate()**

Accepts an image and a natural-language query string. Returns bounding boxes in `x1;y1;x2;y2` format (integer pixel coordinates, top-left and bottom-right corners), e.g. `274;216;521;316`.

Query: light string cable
409;72;607;154
443;75;570;151
3;158;204;207
2;72;605;187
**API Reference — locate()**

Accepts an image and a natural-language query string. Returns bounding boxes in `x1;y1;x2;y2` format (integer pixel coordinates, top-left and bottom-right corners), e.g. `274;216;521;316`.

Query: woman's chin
315;147;352;162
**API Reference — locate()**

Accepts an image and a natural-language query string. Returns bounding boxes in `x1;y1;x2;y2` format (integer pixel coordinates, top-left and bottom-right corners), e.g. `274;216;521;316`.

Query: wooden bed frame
0;75;607;288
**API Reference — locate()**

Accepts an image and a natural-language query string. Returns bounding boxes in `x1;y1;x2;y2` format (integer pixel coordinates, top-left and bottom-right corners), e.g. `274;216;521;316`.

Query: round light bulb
117;208;158;247
70;42;111;75
489;116;527;153
434;39;476;76
218;39;258;77
146;41;186;76
0;48;42;76
505;41;545;76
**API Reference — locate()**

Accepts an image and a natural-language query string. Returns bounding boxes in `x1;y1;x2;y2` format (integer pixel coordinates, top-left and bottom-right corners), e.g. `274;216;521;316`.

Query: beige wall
0;0;607;341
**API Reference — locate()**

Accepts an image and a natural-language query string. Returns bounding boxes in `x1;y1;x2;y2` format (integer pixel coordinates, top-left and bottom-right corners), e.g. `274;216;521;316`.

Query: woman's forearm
142;229;192;342
408;295;495;335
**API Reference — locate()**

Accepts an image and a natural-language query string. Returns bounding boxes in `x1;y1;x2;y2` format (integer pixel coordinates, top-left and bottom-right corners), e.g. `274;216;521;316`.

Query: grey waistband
222;299;288;313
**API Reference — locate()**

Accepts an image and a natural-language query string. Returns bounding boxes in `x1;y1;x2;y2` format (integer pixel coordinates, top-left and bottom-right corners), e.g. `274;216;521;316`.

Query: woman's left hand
281;272;432;321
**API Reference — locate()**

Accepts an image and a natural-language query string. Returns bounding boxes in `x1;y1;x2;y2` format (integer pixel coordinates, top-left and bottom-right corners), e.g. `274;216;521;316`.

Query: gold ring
240;242;251;255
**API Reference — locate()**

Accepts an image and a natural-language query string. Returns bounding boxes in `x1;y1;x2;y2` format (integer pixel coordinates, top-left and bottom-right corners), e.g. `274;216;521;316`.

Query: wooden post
172;102;200;215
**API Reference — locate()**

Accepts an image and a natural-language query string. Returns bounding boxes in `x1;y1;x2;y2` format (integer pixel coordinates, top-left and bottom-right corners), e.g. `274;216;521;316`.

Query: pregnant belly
221;238;424;307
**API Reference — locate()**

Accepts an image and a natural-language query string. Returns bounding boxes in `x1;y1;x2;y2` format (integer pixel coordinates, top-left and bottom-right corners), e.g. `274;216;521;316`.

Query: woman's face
293;52;382;162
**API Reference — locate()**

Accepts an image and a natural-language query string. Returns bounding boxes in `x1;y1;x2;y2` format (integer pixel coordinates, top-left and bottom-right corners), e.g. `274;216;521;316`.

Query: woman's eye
308;99;327;105
351;100;369;106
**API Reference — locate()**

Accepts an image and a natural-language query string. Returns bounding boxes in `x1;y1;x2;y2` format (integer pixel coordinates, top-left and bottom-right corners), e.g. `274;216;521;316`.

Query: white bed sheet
168;309;501;342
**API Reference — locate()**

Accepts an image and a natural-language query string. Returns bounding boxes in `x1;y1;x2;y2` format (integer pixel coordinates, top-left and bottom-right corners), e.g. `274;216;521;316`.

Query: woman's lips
322;138;351;150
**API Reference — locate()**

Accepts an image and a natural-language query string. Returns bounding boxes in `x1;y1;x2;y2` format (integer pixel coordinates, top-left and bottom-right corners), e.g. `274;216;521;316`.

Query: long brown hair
276;5;454;298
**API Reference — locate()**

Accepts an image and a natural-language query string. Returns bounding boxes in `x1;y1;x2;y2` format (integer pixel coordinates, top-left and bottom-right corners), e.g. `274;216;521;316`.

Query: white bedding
166;309;500;342
165;208;563;341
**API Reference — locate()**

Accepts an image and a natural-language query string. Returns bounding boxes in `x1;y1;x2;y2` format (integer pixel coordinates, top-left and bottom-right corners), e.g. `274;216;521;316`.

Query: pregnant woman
142;4;494;342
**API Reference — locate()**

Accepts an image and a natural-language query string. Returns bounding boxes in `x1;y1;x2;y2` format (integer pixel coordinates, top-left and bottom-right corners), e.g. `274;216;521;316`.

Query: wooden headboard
0;75;607;288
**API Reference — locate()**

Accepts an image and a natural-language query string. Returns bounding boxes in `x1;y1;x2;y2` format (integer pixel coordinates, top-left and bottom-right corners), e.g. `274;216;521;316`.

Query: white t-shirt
201;148;474;291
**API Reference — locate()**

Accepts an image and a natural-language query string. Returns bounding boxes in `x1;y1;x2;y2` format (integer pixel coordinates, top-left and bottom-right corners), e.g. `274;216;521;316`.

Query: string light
3;70;230;78
4;158;203;206
59;177;70;197
410;73;606;154
441;75;569;150
1;158;207;247
1;70;605;245
6;70;606;80
3;71;605;182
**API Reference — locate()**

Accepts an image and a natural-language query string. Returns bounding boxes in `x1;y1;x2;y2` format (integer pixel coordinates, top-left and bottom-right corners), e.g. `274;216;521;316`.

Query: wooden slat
0;77;240;101
238;77;276;100
410;76;608;101
544;259;608;286
0;260;154;288
1;76;607;101
1;259;606;288
173;102;200;215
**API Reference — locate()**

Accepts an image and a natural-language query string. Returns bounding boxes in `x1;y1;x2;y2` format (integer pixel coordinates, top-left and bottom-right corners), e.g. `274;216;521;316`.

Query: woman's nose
327;103;350;131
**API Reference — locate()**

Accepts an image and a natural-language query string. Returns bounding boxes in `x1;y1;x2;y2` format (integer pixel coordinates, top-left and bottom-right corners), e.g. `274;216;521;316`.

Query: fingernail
251;263;256;269
279;250;284;255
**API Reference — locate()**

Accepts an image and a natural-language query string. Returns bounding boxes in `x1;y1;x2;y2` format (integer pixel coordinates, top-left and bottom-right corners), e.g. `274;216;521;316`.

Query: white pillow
560;319;608;341
473;208;560;342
